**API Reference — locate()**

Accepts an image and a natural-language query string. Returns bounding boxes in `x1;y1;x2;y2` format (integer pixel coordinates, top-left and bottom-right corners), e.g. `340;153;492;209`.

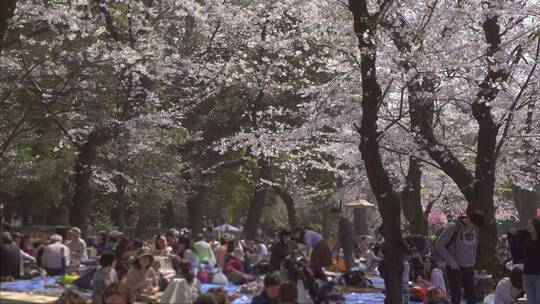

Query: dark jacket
251;290;275;304
338;217;354;250
0;242;21;278
269;240;288;272
523;237;540;275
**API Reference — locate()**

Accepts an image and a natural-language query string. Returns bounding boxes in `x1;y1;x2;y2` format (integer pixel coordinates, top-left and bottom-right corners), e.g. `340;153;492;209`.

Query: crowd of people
0;210;539;304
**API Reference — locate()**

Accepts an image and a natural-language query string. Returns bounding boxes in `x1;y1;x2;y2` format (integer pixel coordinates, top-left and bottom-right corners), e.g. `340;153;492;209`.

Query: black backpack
340;270;373;288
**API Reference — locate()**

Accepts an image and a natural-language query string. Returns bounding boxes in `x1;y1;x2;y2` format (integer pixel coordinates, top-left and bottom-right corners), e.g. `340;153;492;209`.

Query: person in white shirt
67;227;87;263
254;239;268;262
193;234;216;266
494;267;524;304
42;234;70;275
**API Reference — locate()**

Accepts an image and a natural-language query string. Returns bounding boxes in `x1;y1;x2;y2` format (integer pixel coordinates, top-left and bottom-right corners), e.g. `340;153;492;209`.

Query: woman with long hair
172;236;198;271
126;248;159;296
523;218;540;304
114;238;133;281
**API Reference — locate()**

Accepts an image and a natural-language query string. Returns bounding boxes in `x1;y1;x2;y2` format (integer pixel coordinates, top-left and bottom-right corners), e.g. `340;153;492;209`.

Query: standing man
329;208;355;271
435;210;485;304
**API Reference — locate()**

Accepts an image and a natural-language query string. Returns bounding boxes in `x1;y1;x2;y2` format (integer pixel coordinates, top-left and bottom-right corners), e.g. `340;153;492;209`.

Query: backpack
433;221;461;262
340;270;373;288
73;267;97;290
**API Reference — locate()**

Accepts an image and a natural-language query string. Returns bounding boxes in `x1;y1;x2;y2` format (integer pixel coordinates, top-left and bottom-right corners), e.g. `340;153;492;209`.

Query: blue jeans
525;274;540;304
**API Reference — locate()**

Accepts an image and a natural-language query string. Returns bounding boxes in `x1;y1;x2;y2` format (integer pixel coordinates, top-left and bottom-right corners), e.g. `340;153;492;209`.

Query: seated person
67;227;88;263
366;242;383;272
100;282;135;304
153;234;170;255
494;267;524;304
126;248;159;296
416;256;446;295
224;248;251;285
42;234;70;275
194;233;216;266
0;232;21;279
425;287;450;304
174;259;202;301
92;252;118;304
252;272;282;304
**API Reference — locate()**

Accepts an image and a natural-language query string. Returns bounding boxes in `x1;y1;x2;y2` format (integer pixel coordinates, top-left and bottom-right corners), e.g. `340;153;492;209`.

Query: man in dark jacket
0;232;21;279
251;272;281;304
330;208;355;271
269;229;291;272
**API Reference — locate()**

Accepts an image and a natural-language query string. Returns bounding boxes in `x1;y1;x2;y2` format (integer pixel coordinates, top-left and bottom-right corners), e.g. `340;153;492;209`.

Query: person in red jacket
224;247;251;284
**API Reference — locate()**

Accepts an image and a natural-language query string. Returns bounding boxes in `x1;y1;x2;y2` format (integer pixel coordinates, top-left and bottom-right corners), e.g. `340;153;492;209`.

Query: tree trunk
70;127;117;235
243;157;271;239
513;185;539;228
0;0;17;55
401;157;428;235
70;141;98;234
186;182;210;236
273;186;297;228
348;1;405;302
116;181;127;230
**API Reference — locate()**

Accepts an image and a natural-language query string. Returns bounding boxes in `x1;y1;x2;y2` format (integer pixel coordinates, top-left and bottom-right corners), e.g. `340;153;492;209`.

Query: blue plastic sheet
0;276;64;296
201;283;240;294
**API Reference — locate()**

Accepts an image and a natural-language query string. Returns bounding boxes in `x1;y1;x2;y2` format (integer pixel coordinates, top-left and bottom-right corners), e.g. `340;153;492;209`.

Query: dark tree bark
348;1;406;302
512;186;539;229
273;185;297;228
186;181;210;236
407;10;508;275
70;127;118;234
243;157;272;239
353;207;368;236
401;157;428;235
0;0;17;55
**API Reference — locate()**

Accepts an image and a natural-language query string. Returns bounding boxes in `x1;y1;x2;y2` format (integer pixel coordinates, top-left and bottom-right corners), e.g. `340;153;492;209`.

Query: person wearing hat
224;247;250;284
126;247;159;296
67;227;88;263
270;229;291;272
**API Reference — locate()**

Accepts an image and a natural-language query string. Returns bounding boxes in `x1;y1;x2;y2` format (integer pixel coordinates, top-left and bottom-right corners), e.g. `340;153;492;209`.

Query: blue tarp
0;276;64;296
2;277;388;304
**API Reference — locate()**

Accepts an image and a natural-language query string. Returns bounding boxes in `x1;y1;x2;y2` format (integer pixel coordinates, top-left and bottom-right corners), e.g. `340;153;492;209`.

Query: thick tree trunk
243;157;271;239
186;182;210;236
0;0;17;55
70;141;98;233
273;186;297;228
401;157;428;235
348;1;405;302
70;127;117;234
